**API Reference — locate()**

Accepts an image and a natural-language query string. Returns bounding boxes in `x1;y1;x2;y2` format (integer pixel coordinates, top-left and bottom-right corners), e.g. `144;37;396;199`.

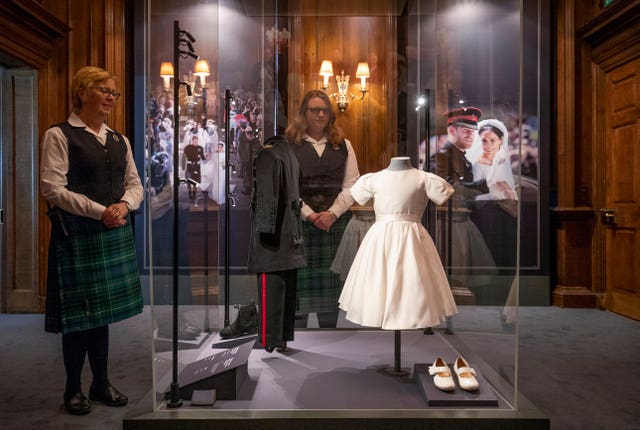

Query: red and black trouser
257;270;297;349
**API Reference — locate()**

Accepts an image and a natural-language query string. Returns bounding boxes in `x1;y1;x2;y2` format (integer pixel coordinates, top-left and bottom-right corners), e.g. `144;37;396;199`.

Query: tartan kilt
45;211;142;334
296;212;351;314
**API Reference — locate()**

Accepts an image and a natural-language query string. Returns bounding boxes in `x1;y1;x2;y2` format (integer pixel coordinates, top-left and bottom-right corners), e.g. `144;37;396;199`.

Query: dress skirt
339;215;458;330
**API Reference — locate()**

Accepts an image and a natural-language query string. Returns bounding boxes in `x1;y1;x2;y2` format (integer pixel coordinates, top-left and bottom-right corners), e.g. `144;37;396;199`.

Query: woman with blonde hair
41;66;143;415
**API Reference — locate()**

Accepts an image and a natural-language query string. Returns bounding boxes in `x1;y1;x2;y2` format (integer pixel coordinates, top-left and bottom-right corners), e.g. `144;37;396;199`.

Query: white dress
338;168;458;330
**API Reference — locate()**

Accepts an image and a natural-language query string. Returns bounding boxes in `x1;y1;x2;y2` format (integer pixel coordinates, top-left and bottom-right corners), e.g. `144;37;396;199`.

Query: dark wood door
603;56;640;320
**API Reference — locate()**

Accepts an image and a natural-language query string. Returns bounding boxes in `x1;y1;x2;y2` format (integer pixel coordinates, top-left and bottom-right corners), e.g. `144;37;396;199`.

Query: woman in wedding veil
467;118;517;201
468;118;519;324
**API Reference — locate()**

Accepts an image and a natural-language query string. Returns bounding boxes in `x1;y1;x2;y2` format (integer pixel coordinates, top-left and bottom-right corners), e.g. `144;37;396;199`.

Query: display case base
129;330;548;429
124;405;548;430
413;363;498;407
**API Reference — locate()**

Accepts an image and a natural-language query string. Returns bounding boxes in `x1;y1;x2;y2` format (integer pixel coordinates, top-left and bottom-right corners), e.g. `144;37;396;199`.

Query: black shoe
89;383;128;407
276;342;289;353
220;300;259;339
64;392;91;416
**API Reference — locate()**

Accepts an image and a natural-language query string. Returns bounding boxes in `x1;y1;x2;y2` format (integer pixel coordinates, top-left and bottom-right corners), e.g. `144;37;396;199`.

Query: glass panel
407;0;527;409
146;0;223;411
143;0;543;417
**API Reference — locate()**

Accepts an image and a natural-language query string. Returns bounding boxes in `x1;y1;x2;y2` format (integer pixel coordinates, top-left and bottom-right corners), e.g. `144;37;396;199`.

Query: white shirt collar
68;112;113;138
303;133;328;145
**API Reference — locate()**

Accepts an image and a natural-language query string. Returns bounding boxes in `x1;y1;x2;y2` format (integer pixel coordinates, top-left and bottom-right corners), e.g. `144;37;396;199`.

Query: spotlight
180;30;195;43
180;51;199;60
180;39;195;52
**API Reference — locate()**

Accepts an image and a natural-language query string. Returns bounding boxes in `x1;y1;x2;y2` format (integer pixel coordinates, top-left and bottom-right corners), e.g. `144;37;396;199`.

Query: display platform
211;332;259;349
167;340;254;401
414;363;498;407
125;330;548;429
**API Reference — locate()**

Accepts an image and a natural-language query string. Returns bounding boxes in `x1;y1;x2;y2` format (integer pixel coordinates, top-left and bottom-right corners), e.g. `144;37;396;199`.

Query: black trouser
62;325;109;396
257;270;297;349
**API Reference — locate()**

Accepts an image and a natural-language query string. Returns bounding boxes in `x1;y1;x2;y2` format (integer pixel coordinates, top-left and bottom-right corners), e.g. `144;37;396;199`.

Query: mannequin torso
386;156;412;171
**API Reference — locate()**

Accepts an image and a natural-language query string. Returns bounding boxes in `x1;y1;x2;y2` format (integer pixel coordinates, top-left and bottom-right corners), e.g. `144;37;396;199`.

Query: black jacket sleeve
253;148;280;234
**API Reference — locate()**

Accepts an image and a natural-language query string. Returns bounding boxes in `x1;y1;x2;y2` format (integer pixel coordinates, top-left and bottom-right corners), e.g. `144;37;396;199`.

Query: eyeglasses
94;86;121;100
307;107;329;116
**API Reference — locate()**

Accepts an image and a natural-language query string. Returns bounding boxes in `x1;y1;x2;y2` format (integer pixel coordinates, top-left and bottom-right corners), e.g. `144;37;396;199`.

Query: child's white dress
338;168;458;330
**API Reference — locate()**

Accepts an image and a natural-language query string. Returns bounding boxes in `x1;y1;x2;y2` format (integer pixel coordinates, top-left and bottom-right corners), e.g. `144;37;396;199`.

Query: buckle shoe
454;356;479;391
428;357;455;391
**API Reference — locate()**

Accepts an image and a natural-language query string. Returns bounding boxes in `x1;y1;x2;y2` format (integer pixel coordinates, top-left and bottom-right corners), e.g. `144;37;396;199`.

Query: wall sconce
193;60;210;87
160;59;210;116
319;60;370;112
160;62;174;90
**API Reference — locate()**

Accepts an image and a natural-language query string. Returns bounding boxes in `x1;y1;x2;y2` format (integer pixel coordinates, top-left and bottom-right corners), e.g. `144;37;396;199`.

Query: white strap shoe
428;357;455;391
454;357;479;391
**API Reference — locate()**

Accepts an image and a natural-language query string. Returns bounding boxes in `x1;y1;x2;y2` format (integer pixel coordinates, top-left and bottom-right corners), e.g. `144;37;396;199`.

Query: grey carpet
0;307;638;429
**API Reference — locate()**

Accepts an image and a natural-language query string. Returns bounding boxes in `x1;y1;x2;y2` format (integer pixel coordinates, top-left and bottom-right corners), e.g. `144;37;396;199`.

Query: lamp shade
319;60;334;77
355;62;370;78
193;60;210;77
160;62;174;77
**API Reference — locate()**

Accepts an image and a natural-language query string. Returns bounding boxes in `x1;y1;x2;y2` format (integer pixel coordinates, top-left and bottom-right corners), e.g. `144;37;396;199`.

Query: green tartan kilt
45;211;142;334
296;212;351;314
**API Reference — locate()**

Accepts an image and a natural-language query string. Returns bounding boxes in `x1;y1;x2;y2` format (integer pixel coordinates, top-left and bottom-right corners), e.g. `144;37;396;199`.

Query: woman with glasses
285;90;360;329
40;66;143;415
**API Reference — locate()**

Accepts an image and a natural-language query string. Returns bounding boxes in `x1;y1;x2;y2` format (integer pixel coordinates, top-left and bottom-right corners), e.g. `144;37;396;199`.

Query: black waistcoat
289;138;347;212
57;122;127;207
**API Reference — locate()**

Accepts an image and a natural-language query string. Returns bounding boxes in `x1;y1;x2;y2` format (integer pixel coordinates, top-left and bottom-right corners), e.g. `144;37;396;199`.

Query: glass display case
132;0;548;427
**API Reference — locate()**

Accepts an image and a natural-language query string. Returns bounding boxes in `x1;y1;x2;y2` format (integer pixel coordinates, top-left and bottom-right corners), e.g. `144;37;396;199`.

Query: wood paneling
0;0;128;312
602;56;640;320
288;1;398;174
552;0;640;308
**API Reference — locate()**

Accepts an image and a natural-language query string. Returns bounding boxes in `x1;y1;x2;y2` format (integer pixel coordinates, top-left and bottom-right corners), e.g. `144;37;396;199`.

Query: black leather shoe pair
88;383;128;407
64;392;91;416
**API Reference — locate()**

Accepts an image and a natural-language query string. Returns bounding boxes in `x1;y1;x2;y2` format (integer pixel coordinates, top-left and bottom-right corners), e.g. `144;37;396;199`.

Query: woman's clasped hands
101;202;129;228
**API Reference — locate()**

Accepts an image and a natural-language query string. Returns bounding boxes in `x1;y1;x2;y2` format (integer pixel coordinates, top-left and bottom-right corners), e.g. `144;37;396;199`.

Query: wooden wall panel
0;0;128;312
61;0;127;132
288;1;398;174
552;0;640;308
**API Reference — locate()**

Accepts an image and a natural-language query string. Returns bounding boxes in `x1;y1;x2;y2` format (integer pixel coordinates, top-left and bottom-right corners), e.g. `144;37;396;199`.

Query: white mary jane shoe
428;357;455;392
454;356;479;391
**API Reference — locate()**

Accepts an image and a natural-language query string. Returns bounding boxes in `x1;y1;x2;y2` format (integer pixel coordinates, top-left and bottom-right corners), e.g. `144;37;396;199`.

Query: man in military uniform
429;107;496;306
431;106;488;196
182;134;206;199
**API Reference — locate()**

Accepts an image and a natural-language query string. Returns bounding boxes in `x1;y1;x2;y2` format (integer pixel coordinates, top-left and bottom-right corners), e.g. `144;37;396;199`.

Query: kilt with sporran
296;211;351;314
45;209;143;334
